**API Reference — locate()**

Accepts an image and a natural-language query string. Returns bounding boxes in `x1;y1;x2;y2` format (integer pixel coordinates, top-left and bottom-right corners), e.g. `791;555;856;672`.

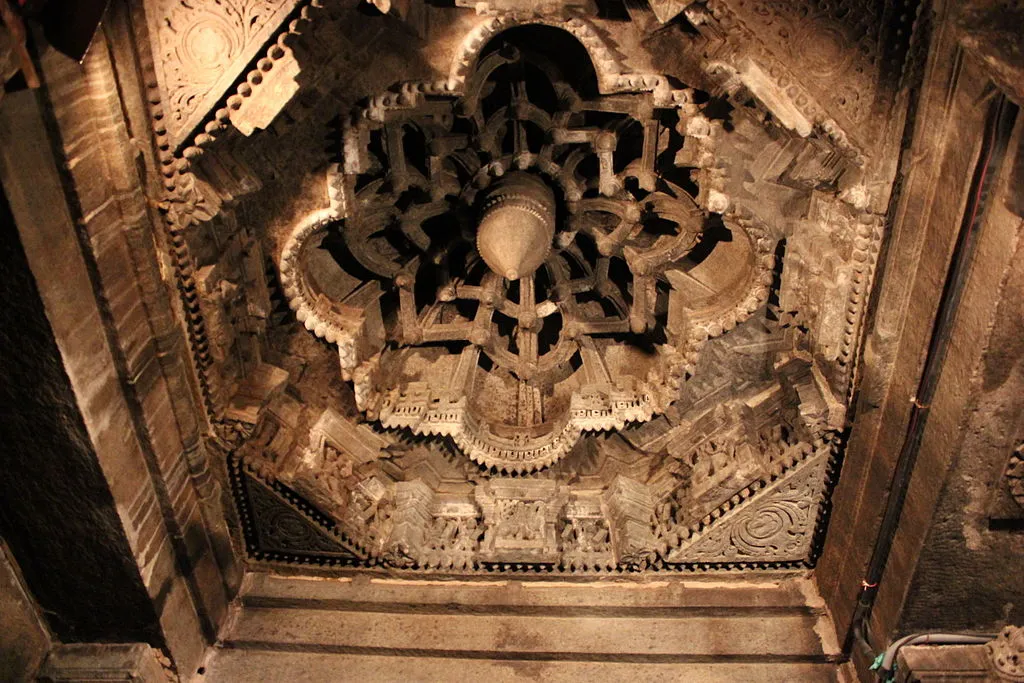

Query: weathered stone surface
206;651;840;682
0;99;166;647
896;198;1024;634
0;542;50;681
202;572;841;682
813;7;1024;677
895;643;997;682
38;643;168;683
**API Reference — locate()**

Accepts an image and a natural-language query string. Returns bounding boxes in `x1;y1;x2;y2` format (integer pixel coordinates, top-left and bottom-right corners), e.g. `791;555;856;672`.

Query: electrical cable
841;94;1019;667
876;632;996;675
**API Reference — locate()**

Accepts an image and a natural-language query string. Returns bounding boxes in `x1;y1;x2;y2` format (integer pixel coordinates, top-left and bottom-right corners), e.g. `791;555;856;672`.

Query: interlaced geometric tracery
281;26;775;472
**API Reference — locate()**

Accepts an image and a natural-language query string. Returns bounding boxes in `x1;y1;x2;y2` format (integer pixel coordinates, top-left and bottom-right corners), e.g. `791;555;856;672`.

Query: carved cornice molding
231;352;840;573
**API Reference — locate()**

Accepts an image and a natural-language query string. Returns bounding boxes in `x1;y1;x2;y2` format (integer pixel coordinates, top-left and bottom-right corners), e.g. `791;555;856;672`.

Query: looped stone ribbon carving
280;19;776;473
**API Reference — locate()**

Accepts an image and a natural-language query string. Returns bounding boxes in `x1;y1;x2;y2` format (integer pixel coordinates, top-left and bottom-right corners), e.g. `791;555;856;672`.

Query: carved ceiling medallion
152;1;901;573
280;25;773;473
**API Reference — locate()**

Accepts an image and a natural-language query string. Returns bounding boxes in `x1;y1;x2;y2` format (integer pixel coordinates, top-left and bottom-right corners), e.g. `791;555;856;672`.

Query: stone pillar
0;14;240;676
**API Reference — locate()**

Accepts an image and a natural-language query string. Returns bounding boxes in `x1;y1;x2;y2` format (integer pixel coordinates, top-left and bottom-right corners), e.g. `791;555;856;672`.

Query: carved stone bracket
988;441;1024;527
1007;444;1024;511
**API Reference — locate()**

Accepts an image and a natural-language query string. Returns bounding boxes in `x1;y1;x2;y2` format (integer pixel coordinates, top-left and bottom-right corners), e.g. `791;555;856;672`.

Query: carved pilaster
602;476;658;568
386;480;436;566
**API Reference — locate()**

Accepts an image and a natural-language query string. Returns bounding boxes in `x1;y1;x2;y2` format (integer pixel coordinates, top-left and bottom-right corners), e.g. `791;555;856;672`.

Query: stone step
204;649;841;682
200;572;841;682
226;606;825;657
239;572;824;610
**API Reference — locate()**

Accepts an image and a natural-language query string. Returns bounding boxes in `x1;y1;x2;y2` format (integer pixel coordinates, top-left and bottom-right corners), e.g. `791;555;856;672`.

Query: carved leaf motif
148;0;299;146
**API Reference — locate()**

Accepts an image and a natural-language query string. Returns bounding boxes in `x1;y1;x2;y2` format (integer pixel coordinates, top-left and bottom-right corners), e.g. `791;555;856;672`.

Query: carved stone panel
667;444;829;564
238;464;365;562
476;480;567;563
144;0;301;148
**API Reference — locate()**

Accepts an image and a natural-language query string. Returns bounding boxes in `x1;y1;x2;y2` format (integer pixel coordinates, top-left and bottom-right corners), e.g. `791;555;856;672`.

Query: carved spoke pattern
283;28;773;473
344;47;701;372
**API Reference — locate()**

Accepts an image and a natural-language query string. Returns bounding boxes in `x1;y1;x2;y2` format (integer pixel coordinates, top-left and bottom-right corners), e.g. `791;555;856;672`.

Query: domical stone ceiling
143;0;909;573
280;31;775;474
